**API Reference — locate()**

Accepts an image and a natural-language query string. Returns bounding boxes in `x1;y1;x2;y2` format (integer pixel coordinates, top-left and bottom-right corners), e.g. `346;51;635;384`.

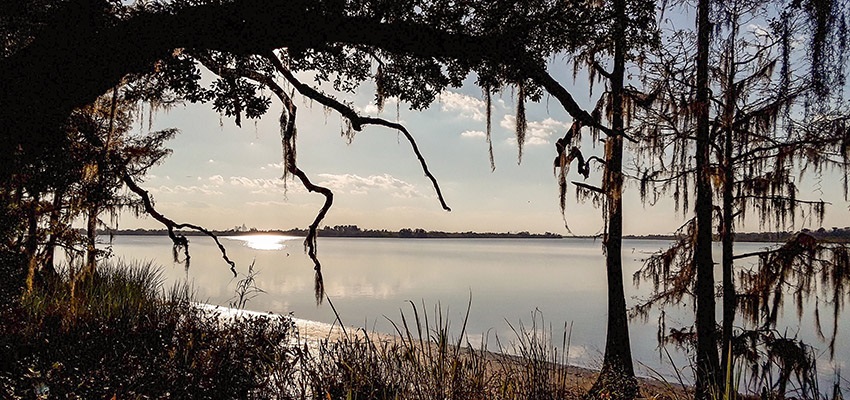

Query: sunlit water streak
224;234;301;251
101;235;849;393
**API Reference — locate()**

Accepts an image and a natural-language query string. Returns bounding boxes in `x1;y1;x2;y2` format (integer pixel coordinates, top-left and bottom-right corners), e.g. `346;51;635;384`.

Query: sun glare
227;234;298;251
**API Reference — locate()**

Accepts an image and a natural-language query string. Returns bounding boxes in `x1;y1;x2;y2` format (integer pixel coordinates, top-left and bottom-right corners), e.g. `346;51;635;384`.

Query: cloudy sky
122;60;850;236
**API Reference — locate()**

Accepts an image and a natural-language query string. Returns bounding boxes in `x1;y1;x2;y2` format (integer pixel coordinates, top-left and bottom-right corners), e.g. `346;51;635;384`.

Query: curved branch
282;107;332;304
193;50;336;303
528;64;639;143
358;116;451;211
265;52;451;211
122;173;237;276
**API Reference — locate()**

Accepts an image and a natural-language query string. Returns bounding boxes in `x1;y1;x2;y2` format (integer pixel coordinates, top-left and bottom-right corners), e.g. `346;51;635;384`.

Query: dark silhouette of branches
191;50;458;302
122;173;237;276
263;51;452;212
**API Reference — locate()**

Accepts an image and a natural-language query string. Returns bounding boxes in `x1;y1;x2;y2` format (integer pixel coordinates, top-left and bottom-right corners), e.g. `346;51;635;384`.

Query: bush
0;260;296;399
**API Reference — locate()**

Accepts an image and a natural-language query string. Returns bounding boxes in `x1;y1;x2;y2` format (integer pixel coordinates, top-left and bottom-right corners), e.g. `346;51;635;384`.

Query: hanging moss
515;83;527;164
485;86;495;172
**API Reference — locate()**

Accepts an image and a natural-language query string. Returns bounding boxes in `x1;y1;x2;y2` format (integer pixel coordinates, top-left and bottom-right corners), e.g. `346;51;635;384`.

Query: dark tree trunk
694;0;721;396
720;21;738;397
43;188;65;276
84;206;98;278
24;193;40;294
587;0;637;397
721;154;735;394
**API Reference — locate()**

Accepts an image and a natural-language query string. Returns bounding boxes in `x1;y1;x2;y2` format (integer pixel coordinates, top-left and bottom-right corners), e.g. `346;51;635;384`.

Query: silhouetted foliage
630;0;850;395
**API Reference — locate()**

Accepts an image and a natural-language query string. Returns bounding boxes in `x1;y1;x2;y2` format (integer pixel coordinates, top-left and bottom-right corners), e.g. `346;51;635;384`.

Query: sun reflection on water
225;234;299;251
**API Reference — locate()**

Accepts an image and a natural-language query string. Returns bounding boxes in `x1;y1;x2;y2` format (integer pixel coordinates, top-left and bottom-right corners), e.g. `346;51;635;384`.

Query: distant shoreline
105;226;564;239
104;226;850;243
622;229;850;243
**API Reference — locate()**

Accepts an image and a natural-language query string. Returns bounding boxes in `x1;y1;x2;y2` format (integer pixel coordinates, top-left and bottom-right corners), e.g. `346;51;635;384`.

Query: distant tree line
626;228;850;243
109;225;563;239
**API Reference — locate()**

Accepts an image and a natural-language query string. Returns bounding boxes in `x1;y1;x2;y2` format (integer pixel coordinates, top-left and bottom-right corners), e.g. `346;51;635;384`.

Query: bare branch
264;52;452;212
279;98;332;305
593;61;613;80
122;173;237;276
572;181;605;194
530;64;639;143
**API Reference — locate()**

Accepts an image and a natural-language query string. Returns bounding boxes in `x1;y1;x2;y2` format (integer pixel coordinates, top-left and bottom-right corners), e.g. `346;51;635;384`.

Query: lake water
101;235;847;389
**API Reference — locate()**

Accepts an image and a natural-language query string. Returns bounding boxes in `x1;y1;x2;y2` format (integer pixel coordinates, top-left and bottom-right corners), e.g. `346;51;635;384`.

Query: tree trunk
24;193;40;295
720;20;738;398
587;0;637;397
43;188;65;276
84;206;98;278
694;0;721;396
720;158;735;397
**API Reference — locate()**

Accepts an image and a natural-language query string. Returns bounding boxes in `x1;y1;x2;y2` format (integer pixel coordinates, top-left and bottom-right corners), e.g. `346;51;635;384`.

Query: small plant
229;259;265;309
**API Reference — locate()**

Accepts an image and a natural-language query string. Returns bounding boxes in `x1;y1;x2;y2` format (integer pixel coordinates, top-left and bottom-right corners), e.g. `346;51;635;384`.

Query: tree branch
736;195;830;206
264;52;451;211
593;61;613;80
201;53;333;303
572;181;605;194
0;0;527;159
122;173;237;276
528;64;639;142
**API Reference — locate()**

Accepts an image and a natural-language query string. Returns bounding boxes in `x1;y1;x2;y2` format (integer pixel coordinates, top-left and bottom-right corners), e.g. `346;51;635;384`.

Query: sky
120;58;850;236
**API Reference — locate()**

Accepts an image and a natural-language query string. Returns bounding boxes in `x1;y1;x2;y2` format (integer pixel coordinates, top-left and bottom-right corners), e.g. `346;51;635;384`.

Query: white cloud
228;176;307;195
266;162;285;171
147;185;222;196
500;115;568;146
229;176;286;190
232;177;277;193
208;175;225;186
317;173;421;198
356;97;400;115
439;90;486;121
361;103;380;115
245;200;290;207
461;130;486;139
746;23;770;39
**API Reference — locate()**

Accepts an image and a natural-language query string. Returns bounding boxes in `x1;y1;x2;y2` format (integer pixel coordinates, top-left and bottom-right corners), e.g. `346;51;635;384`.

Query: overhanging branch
265;51;451;211
572;181;605;194
122;173;237;276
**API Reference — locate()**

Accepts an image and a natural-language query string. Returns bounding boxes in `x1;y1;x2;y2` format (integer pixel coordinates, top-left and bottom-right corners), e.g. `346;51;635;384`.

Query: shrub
0;260;296;399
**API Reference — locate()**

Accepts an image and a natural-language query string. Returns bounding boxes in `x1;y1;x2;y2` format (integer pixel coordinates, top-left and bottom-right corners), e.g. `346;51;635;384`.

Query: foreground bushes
0;261;295;399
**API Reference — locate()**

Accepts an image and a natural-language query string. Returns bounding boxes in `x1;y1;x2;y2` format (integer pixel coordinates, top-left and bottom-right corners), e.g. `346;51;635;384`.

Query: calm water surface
104;235;848;386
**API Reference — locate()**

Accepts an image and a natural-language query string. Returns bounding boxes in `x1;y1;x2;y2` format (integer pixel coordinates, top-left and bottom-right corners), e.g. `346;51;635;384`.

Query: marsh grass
21;260;164;323
292;300;586;400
